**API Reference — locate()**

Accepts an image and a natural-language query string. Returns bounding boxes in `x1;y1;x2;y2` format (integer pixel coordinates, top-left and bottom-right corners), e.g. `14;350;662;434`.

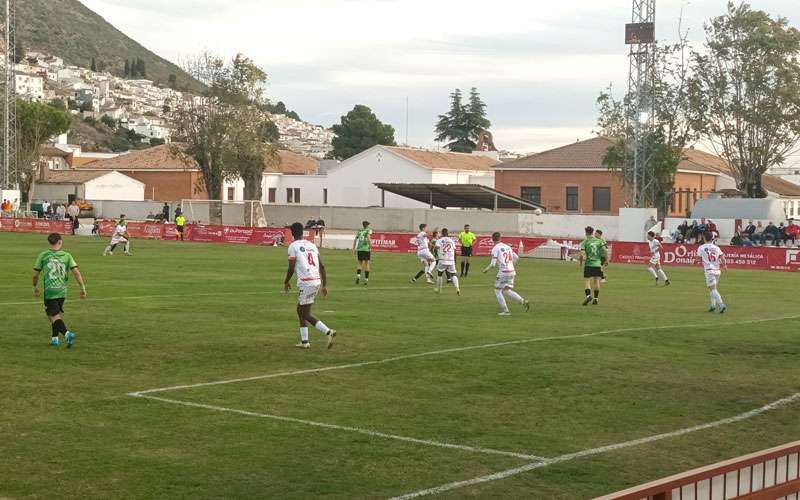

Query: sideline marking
132;393;547;462
390;392;800;499
129;313;800;396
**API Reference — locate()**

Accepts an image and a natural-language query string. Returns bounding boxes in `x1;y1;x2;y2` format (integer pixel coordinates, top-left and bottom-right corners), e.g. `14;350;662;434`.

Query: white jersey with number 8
491;242;517;276
288;239;322;286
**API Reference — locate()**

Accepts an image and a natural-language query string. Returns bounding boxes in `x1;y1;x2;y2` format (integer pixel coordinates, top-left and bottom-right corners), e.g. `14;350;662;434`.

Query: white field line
0;284;480;306
391;392;800;500
132;393;547;462
129;313;800;396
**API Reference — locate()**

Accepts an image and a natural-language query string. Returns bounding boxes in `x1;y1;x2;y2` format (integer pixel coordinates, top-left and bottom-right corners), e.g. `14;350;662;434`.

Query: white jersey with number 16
288;239;322;285
698;243;723;271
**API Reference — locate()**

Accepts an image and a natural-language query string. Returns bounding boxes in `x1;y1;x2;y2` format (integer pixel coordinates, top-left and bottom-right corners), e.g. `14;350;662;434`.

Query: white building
14;72;44;100
224;145;500;208
35;170;145;202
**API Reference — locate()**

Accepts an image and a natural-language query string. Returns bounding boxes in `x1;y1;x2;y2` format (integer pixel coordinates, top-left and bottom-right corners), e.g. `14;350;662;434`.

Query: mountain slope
16;0;203;92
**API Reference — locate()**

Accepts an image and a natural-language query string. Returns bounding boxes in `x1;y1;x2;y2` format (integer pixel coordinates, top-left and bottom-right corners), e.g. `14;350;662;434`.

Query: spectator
42;200;50;215
785;220;800;247
45;203;54;219
687;220;698;242
174;206;182;220
644;216;658;239
162;202;170;222
706;219;719;240
92;219;100;235
55;203;66;220
753;221;765;245
777;223;787;247
763;221;780;246
742;219;756;243
0;199;10;216
694;218;708;243
730;230;745;246
676;220;689;243
12;198;19;213
67;201;80;235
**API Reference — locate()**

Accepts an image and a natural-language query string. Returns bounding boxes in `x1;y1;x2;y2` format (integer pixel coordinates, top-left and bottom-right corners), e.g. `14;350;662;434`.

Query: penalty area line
131;393;547;462
129;313;800;396
390;392;800;499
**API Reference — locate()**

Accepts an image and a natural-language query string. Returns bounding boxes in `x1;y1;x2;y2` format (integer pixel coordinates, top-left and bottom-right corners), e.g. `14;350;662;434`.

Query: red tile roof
385;146;499;172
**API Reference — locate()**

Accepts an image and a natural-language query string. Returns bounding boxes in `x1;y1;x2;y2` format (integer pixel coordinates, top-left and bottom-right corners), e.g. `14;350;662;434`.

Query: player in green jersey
594;228;609;282
579;226;605;306
32;233;87;347
353;220;373;286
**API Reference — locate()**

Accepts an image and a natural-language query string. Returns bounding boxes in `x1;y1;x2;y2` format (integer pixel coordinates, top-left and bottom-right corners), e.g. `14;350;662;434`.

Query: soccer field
2;231;799;499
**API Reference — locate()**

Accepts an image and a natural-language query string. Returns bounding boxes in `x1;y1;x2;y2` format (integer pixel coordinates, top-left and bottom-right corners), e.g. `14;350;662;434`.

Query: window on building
520;186;541;206
591;187;610;212
323;188;328;205
566;186;579;211
227;187;235;201
286;188;293;203
294;188;301;203
268;188;276;203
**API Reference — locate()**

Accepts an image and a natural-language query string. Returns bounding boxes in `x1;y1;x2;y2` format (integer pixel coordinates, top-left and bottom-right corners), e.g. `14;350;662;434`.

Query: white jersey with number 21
698;243;723;272
491;243;517;276
288;240;322;286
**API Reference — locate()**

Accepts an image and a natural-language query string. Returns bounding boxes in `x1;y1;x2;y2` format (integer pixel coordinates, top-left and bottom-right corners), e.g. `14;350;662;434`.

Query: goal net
180;200;267;227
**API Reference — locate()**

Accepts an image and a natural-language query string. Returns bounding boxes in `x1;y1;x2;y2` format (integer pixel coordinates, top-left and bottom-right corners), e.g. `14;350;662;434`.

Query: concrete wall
519;213;622;240
84;172;145;201
92;200;164;220
33;184;85;202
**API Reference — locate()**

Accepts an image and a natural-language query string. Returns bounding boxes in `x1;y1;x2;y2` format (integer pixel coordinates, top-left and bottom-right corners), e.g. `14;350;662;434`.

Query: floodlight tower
0;0;17;190
625;0;656;208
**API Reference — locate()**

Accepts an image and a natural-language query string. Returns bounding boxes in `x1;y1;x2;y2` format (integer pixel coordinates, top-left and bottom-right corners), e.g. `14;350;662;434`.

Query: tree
596;35;699;214
124;59;130;77
168;73;178;89
689;2;800;198
434;88;491;153
100;115;117;129
329;105;396;160
14;41;25;64
136;58;147;78
91;57;97;72
150;138;166;147
16;100;71;204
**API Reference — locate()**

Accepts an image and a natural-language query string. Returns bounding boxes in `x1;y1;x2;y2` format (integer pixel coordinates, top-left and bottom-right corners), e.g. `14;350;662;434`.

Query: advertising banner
611;241;800;272
0;218;72;234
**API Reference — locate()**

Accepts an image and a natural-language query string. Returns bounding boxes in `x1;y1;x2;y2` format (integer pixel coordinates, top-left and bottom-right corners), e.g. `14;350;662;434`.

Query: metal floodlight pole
626;0;656;208
1;0;18;191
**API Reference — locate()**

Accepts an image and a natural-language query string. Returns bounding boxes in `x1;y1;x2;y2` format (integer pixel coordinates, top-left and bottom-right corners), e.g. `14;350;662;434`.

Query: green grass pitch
1;231;799;499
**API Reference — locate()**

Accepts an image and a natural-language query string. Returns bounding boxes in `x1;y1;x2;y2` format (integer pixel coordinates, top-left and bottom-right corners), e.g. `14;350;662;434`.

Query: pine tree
124;59;130;77
434;89;472;153
91;57;97;72
464;87;491;144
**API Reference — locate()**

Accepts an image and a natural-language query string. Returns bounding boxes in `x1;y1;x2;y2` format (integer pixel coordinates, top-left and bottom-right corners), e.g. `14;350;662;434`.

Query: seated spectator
730;231;745;246
707;219;719;240
675;220;689;243
687;220;699;243
785;220;800;247
752;221;765;245
777;222;788;247
763;221;781;246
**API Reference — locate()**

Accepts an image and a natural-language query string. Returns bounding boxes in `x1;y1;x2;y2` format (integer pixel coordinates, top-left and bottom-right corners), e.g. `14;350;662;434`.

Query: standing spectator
42;200;51;216
162;202;170;223
174;206;182;221
784;220;800;246
55;203;66;221
45;203;54;219
67;201;80;235
12;198;20;213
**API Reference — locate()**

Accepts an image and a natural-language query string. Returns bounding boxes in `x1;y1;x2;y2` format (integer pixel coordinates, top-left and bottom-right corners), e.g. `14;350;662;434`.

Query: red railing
596;441;800;500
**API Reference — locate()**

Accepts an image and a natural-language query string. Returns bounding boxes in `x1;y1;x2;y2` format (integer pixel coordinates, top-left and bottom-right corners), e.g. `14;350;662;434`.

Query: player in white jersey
483;232;530;315
410;223;436;284
102;215;132;256
697;231;728;313
284;222;337;349
646;231;670;286
433;228;460;295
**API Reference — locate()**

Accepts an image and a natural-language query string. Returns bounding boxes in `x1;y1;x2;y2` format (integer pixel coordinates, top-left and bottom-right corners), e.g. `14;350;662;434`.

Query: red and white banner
368;232;548;257
0;218;72;234
611;241;800;272
95;220;312;246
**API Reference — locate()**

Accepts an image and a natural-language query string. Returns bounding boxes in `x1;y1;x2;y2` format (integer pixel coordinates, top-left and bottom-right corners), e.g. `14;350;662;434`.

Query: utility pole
0;0;17;190
625;0;656;207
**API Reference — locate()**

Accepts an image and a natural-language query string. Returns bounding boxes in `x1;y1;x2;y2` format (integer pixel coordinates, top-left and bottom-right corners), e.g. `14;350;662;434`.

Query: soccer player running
646;231;670;286
353;220;373;286
33;233;87;347
698;230;728;313
434;228;461;295
579;226;605;305
284;222;337;349
594;228;609;282
410;223;436;284
102;215;132;256
483;232;530;315
458;224;476;277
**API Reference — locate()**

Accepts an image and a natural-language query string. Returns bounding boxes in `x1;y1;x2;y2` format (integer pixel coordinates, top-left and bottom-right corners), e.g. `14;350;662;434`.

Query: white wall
519;213;621;240
84;172;145;201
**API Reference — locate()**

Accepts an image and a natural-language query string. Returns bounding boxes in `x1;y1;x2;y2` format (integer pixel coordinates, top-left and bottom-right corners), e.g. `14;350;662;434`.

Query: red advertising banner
368;232;548;257
611;241;800;273
96;220;306;247
0;218;72;234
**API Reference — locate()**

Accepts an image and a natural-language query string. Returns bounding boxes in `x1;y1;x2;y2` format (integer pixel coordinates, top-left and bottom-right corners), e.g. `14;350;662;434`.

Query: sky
79;0;800;155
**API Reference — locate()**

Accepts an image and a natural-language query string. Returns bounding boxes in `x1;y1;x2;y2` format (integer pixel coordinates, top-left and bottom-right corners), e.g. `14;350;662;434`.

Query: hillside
16;0;203;92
